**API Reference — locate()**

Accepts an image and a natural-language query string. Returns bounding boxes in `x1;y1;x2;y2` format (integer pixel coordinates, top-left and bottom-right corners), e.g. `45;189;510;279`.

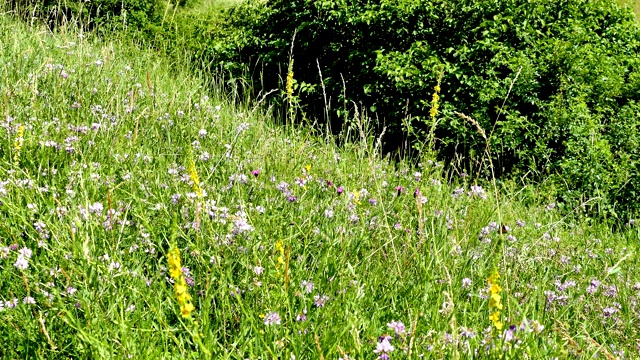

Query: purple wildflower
314;294;329;307
301;280;314;294
387;320;406;336
253;266;264;276
263;311;281;326
374;336;394;359
587;279;601;295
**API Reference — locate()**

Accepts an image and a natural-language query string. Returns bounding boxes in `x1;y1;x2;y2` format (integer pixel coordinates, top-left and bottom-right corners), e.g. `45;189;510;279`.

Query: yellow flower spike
13;125;26;164
286;60;295;101
489;293;503;310
305;164;311;173
181;302;195;318
167;246;194;319
489;311;500;323
488;270;500;285
175;284;187;295
490;283;502;294
169;267;182;279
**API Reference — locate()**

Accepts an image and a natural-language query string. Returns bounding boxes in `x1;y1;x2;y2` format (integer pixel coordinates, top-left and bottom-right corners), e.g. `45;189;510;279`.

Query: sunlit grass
0;11;639;359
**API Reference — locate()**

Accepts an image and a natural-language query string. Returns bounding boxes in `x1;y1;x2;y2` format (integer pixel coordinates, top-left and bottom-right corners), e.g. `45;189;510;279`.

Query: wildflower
387;320;406;336
232;218;254;235
462;278;472;289
18;247;32;259
251;169;260;177
167;247;195;318
489;312;503;330
109;261;121;272
324;209;334;218
603;306;618;317
236;122;250;134
586;279;601;295
487;269;504;330
275;241;286;271
314;294;329;308
394;186;403;195
452;188;464;198
187;159;203;199
430;84;441;120
14;256;29;270
285;59;294;101
13;124;25;164
374;336;394;359
296;309;307;322
460;326;476;338
469;185;487;199
23;297;36;305
253;266;264;276
6;298;18;309
301;280;314;294
264;311;281;326
276;182;290;193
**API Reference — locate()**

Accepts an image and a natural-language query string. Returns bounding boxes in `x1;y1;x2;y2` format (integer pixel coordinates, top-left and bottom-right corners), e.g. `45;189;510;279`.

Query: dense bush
196;0;640;221
12;0;162;32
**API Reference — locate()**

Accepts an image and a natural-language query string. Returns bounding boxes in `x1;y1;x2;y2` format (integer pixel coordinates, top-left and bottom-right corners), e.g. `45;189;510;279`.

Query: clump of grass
0;12;638;359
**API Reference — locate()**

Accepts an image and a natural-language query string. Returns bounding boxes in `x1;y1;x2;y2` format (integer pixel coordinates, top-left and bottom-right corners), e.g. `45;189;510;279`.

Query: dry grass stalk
454;111;486;140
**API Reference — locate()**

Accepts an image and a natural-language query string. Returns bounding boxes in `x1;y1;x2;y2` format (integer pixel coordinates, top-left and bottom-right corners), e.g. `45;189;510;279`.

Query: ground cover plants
1;8;640;360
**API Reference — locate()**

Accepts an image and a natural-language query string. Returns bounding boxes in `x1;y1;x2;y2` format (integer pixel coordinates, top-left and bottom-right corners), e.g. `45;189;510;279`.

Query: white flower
14;256;29;270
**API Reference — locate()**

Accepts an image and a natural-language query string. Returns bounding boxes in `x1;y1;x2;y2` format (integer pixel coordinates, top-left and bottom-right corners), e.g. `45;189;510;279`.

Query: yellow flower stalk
286;59;295;102
167;246;195;318
187;159;203;199
275;240;285;270
429;84;440;120
487;269;504;330
13;125;25;164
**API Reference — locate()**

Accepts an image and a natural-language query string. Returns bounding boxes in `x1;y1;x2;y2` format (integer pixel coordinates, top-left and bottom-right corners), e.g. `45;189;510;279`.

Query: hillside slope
0;14;639;359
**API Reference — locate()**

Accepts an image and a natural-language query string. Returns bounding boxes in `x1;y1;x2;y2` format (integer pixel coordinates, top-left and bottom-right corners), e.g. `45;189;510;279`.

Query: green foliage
196;0;640;221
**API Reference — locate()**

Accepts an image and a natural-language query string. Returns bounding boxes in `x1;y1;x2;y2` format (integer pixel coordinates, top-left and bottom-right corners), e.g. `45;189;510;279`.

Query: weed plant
0;12;639;359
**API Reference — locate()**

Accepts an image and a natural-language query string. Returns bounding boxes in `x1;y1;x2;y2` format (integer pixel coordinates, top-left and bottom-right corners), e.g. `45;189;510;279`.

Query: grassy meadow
1;5;640;360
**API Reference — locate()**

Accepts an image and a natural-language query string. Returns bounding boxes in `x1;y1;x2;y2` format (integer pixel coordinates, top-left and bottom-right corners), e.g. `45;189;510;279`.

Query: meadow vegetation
1;1;640;359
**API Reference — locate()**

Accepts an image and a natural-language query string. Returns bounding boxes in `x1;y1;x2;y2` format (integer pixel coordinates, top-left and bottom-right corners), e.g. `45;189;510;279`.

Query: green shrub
199;0;640;221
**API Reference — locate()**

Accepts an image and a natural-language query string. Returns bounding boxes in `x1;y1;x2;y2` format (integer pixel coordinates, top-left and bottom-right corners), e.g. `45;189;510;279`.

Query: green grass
0;12;639;359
